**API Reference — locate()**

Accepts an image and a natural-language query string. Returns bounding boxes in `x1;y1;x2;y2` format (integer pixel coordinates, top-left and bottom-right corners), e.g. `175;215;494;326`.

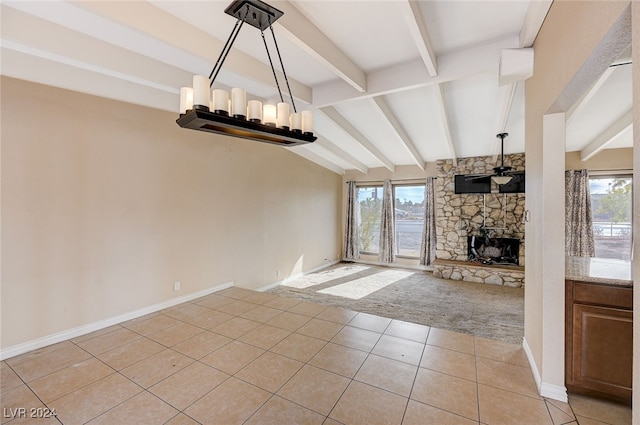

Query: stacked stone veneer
433;261;524;287
433;153;525;287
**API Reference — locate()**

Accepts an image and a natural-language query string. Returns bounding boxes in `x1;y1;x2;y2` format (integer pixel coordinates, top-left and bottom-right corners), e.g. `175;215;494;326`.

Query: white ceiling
1;1;633;174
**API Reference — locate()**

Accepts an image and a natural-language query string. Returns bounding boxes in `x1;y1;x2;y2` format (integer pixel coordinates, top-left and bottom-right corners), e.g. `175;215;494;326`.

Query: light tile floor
1;287;632;425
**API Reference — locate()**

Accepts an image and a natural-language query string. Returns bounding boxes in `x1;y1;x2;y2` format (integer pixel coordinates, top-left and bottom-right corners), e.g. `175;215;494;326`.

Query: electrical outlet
276;269;280;277
174;281;181;291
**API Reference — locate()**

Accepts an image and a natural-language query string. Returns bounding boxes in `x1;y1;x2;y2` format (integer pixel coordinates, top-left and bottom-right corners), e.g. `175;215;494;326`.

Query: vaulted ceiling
1;1;633;174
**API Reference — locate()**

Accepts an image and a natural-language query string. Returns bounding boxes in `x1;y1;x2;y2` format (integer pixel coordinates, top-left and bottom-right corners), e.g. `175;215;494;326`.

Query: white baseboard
522;337;568;403
540;383;568;403
522;337;542;393
256;260;340;292
0;281;234;361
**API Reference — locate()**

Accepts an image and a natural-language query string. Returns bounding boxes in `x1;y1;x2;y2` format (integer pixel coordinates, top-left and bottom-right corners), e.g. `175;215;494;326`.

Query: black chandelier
176;0;316;146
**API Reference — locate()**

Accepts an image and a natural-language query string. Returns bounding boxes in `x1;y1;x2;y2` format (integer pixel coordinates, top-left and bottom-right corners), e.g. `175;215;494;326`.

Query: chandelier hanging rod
213;1;296;111
208;7;249;85
265;22;296;112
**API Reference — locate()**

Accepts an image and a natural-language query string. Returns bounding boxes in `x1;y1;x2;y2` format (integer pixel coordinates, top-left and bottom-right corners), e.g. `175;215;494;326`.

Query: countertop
565;256;633;287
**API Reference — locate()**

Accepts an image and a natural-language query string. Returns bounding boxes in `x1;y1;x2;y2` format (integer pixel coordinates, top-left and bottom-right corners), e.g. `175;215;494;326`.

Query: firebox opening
467;235;520;266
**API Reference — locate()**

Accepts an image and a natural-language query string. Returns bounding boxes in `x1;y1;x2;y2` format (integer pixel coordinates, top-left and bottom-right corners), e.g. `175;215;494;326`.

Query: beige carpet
268;262;524;344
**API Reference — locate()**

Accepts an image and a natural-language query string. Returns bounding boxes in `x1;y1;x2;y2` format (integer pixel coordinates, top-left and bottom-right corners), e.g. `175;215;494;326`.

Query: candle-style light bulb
212;89;229;115
192;75;210;110
301;111;314;135
277;103;290;129
263;104;277;126
179;87;193;114
247;100;263;123
231;88;247;119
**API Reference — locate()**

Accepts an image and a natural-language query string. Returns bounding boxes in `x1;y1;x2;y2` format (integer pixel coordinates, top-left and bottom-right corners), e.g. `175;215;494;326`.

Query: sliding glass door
356;183;427;259
393;185;425;258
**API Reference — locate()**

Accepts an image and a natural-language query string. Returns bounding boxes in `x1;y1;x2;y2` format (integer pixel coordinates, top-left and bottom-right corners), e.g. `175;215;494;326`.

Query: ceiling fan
466;133;517;185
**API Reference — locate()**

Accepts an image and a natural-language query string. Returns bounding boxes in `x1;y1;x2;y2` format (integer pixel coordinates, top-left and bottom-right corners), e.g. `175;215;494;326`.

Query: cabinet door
571;304;633;398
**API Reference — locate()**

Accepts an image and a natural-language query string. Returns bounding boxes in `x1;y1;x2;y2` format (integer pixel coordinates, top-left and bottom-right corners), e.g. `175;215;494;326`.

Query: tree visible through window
589;175;632;260
357;186;382;254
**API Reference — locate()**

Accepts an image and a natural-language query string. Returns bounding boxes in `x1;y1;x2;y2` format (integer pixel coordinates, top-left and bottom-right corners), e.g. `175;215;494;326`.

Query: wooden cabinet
565;280;633;404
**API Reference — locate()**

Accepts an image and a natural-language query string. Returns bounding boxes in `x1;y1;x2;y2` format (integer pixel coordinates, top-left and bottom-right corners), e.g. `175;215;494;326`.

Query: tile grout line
399;324;432;425
152;298;270;424
48;341;147;424
164;299;328;423
3;361;64;425
220;300;338;423
474;336;482;424
69;306;244;424
322;316;387;423
401;332;484;423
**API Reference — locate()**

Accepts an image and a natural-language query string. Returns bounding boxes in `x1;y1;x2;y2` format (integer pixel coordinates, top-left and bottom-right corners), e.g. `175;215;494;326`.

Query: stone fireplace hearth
433;258;524;287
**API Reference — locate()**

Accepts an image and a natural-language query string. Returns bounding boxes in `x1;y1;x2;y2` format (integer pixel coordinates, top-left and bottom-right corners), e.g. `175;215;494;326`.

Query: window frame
356;185;383;256
355;182;426;259
393;183;426;259
588;172;633;261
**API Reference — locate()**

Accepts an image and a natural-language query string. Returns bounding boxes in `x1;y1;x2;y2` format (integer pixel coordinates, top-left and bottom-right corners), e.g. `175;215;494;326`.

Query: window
357;186;382;254
394;185;425;258
356;183;426;258
589;175;632;260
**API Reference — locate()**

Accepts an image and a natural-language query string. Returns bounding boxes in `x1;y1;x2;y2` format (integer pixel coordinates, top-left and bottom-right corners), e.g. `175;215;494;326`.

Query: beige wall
565;148;633;171
1;77;342;350
525;0;632;400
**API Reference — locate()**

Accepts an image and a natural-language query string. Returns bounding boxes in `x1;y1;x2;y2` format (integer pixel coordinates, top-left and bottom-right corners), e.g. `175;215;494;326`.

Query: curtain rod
346;177;437;185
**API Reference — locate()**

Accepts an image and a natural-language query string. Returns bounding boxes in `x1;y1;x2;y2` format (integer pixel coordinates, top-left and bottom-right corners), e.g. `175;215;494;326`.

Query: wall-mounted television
498;171;525;193
454;174;491;194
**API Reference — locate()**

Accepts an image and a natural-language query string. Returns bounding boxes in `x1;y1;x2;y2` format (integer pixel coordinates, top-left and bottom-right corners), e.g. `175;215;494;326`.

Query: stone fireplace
432;154;525;287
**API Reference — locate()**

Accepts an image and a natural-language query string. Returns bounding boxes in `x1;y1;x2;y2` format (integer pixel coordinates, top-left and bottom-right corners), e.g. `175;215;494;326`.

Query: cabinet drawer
572;282;632;309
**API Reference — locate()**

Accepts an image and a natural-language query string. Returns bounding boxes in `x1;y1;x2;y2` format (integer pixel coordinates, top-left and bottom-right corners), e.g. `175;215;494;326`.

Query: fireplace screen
467;236;520;265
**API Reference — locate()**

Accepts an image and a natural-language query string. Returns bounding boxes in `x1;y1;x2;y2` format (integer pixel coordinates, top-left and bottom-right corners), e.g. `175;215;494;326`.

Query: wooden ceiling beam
400;0;437;77
370;96;425;170
435;84;457;167
320;106;395;172
580;109;632;161
314;36;518;107
314;135;369;173
289;145;346;175
274;1;367;93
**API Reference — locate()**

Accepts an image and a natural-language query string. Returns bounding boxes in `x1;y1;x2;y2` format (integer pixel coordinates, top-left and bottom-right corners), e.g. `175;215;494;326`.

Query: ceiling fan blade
465;174;492;181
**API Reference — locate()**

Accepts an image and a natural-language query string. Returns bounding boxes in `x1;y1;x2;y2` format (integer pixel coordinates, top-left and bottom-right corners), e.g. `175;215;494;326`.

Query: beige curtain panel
565;169;595;257
420;177;436;266
344;181;360;261
378;180;396;263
